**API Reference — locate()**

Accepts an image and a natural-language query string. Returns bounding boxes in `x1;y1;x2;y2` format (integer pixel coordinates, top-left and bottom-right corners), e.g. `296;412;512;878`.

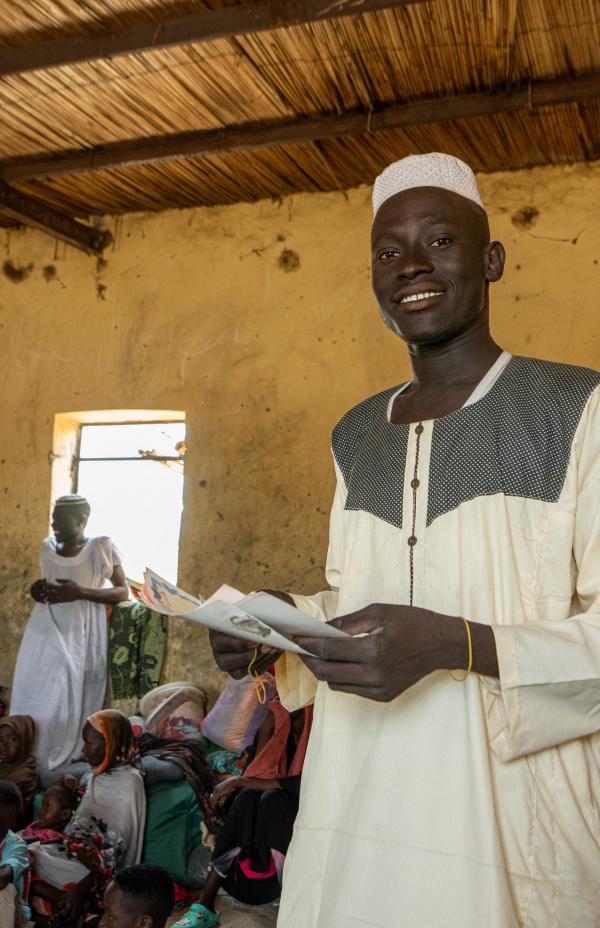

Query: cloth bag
140;683;207;739
201;673;275;753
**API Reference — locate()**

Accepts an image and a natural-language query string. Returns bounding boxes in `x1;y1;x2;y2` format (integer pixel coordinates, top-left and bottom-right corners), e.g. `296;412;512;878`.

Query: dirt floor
166;895;279;927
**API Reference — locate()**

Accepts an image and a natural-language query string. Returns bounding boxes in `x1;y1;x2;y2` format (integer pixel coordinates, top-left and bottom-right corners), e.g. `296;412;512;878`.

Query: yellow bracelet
448;617;473;682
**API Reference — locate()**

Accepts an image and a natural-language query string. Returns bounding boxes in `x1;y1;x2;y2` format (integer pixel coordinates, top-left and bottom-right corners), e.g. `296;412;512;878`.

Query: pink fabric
21;821;64;843
239;856;277;879
243;702;313;780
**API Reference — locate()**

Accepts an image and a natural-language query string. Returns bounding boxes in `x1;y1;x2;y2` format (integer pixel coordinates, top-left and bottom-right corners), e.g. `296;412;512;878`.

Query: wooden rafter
2;72;599;183
0;0;430;77
0;182;111;254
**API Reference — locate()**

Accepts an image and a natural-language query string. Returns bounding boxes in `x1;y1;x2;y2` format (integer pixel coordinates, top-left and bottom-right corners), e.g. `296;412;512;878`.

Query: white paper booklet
131;569;348;656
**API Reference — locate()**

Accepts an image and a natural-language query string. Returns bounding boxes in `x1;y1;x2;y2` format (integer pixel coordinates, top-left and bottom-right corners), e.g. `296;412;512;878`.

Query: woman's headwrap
87;709;137;775
0;715;37;804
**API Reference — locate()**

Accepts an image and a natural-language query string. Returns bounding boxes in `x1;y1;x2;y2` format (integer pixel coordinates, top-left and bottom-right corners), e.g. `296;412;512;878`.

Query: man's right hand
30;579;49;603
209;588;292;678
209;630;281;678
208;630;257;678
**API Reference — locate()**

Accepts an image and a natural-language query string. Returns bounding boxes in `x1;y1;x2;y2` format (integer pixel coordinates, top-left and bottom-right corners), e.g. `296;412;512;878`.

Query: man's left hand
296;604;465;702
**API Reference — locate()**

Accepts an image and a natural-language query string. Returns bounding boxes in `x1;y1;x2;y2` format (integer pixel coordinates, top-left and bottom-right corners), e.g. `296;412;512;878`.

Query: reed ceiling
0;0;598;250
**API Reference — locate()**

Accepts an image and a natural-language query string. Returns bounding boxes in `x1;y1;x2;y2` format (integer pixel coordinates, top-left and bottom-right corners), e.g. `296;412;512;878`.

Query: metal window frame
73;419;185;487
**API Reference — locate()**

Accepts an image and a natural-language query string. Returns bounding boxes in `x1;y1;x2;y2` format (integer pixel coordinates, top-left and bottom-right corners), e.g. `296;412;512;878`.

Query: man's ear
139;915;153;928
485;241;506;283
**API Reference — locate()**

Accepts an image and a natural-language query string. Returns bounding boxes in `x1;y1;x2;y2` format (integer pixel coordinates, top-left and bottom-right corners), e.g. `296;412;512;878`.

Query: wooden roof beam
2;72;599;183
0;0;430;77
0;181;111;254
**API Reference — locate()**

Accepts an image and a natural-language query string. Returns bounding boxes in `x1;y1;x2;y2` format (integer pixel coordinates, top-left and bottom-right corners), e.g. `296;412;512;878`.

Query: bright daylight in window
75;420;186;584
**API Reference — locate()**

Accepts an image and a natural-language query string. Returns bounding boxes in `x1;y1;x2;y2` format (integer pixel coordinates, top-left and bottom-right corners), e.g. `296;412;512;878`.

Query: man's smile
393;288;445;309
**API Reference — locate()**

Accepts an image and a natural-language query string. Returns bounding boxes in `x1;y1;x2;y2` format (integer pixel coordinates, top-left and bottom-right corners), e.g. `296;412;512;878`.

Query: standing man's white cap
372;152;485;215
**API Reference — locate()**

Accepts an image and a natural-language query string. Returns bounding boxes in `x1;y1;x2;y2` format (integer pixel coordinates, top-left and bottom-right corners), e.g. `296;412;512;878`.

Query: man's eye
430;237;451;248
377;250;398;261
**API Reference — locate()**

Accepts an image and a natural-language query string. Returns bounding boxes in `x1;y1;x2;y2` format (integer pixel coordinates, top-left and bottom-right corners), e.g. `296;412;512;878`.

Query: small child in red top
20;784;76;844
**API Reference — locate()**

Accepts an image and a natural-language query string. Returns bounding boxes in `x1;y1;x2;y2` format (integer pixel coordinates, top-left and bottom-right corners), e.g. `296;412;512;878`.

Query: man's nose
396;245;433;279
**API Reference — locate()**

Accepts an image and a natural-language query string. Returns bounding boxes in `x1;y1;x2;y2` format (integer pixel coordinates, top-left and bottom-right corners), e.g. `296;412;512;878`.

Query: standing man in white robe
11;495;128;772
210;153;600;926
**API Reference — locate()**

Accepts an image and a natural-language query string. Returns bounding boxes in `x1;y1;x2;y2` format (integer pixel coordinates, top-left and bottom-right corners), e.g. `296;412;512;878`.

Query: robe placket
401;419;432;609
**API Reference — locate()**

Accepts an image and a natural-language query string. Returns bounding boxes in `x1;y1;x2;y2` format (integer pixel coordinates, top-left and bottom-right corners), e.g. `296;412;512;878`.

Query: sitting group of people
0;693;311;927
0;709;147;925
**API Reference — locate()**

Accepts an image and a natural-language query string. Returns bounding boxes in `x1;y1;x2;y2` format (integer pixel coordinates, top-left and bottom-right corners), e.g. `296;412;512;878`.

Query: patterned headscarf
87;709;137;775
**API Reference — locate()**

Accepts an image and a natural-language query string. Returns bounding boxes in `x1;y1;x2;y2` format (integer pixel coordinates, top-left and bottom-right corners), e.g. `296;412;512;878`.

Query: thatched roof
0;0;598;250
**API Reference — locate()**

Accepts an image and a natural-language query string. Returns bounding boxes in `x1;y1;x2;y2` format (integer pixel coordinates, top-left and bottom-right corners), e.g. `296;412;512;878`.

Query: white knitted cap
372;152;484;215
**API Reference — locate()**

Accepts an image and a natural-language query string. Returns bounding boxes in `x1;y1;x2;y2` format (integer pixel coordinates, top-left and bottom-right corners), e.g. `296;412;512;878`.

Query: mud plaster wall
0;160;599;704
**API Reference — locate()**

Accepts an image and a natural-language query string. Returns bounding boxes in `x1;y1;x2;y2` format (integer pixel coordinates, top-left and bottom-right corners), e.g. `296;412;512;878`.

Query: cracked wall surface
0;160;599;704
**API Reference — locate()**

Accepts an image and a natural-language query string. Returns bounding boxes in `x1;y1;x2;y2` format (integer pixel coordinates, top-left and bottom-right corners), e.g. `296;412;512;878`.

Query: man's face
100;884;151;928
52;507;84;544
371;186;504;347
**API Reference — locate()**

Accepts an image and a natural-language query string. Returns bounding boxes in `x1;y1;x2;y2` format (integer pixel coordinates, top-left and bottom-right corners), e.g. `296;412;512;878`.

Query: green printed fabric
108;600;167;699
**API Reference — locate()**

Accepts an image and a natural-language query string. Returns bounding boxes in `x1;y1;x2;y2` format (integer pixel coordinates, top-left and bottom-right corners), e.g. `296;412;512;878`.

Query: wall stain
277;248;300;273
511;206;539;230
3;259;33;283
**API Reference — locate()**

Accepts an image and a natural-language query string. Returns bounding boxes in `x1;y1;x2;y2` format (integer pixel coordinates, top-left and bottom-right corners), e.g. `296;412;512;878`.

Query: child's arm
0;833;29;886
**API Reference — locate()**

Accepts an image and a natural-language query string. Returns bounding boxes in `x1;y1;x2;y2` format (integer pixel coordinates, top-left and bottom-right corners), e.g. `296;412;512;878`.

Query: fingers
209;629;253;654
327;682;390;701
212;653;252;677
328;610;386;636
258;589;295;606
295;630;380;663
300;655;382;688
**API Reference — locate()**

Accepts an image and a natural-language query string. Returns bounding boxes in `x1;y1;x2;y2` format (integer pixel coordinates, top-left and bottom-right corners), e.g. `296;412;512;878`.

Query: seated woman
28;709;145;927
175;701;312;928
0;716;37;823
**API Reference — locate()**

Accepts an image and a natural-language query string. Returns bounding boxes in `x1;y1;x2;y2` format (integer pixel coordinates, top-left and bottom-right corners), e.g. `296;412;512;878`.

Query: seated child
100;864;174;928
21;784;77;844
0;780;31;927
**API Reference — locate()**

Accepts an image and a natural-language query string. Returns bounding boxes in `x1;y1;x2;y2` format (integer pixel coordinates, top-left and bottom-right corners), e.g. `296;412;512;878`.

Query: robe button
415;424;424;435
408;535;417;546
411;478;420;489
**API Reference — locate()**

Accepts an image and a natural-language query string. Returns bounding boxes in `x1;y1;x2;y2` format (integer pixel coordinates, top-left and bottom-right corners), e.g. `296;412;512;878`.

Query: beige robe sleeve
277;458;346;711
485;387;600;761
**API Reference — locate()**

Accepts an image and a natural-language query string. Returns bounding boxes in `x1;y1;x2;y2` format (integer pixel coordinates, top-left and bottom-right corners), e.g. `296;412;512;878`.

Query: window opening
74;420;185;584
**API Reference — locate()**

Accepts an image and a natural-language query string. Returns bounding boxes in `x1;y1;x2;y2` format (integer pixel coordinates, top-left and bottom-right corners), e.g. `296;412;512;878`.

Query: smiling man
210;153;600;927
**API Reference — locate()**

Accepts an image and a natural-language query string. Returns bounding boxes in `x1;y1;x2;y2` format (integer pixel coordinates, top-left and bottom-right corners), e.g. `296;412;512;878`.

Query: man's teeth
400;291;443;303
